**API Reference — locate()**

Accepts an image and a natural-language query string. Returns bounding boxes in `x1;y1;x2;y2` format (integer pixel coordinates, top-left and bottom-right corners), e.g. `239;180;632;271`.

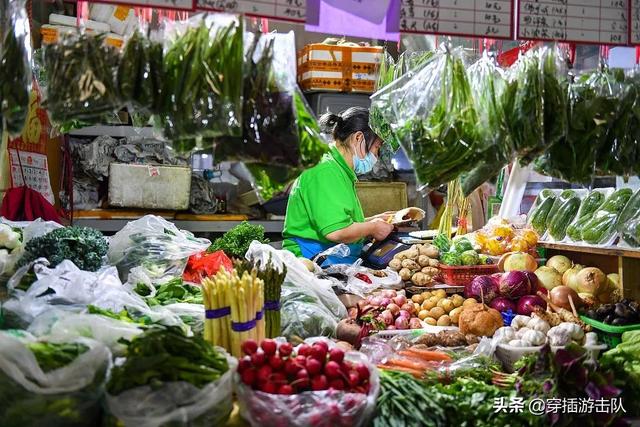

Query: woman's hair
318;107;378;150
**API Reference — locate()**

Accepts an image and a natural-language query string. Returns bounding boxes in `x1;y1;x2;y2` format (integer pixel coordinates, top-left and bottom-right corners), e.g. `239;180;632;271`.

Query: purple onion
489;297;517;313
499;271;532;299
465;275;499;303
516;295;546;316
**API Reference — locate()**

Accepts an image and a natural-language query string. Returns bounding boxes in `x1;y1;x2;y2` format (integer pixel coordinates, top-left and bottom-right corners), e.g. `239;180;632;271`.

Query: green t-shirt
282;146;365;256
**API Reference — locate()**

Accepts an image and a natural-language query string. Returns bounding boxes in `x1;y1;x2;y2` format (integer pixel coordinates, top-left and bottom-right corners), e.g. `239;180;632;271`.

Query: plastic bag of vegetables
0;0;32;136
461;53;509;196
44;31;121;125
107;215;211;282
0;331;111;427
617;188;640;247
4;260;184;329
581;188;633;245
215;31;301;167
503;47;567;166
104;326;236;427
235;338;379;427
370;46;484;189
159;13;243;151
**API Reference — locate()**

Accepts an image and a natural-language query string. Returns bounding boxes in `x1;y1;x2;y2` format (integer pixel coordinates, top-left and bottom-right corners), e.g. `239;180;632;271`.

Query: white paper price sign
631;0;640;44
197;0;306;23
87;0;195;10
518;0;628;45
399;0;514;40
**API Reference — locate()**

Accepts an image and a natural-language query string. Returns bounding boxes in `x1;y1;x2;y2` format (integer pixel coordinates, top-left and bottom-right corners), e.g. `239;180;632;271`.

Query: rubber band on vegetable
205;307;231;319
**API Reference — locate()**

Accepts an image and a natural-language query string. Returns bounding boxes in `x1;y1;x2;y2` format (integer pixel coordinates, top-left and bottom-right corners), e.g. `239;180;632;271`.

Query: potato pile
388;244;440;286
410;290;477;327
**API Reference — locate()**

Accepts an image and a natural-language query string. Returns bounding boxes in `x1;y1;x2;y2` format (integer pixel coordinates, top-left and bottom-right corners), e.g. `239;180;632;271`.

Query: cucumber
581;189;633;244
601;188;633;213
548;196;581;241
529;196;556;235
576;190;605;219
545;190;577;230
616;189;640;230
567;215;589;241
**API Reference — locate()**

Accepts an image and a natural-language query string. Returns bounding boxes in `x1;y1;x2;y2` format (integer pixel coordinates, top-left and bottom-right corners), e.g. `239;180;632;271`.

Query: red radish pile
353;290;423;330
238;339;371;395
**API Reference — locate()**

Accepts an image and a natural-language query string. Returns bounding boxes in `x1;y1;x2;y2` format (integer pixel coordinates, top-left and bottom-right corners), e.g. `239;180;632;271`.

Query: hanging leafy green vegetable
0;0;31;136
44;33;121;125
160;16;243;150
117;30;163;115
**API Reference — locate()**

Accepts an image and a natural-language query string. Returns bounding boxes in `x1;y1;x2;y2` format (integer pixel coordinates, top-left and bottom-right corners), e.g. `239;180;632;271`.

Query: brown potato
418;255;431;267
388;258;402;271
399;268;412;281
411;294;424;304
437;315;451;326
425;317;437;326
449;307;463;324
429;307;446;320
401;259;420;271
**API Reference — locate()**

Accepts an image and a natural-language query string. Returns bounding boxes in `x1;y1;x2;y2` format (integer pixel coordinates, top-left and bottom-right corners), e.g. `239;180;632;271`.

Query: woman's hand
366;211;396;222
369;220;394;241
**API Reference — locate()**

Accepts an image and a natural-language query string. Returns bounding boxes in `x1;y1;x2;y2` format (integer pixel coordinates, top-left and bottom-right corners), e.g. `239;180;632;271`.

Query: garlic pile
494;314;598;348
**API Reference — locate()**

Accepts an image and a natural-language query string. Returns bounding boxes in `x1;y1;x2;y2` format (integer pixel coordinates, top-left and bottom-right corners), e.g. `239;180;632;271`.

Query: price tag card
399;0;514;40
89;0;195;10
197;0;306;23
518;0;628;45
631;0;640;44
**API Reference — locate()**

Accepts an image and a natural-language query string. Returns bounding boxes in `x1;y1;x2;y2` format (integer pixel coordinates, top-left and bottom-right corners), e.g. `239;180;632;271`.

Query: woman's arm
364;211;396;222
326;221;394;243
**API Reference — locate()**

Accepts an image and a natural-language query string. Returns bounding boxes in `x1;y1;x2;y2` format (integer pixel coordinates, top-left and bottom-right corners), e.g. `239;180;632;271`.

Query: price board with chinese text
197;0;306;23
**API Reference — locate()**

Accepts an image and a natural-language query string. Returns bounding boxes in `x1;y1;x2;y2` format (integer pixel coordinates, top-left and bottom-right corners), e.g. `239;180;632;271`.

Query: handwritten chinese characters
197;0;306;22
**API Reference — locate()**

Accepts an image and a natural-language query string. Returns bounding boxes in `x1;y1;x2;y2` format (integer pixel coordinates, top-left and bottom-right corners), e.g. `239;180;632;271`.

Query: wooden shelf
539;241;640;259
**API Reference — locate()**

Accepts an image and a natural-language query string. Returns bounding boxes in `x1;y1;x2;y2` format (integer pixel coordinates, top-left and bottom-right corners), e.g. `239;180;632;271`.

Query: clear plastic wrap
0;218;62;278
4;260;184;329
371;46;483;189
160;13;243;150
504;47;567;167
235;338;379;427
107;215;211;282
116;29;163;115
44;32;121;125
461;53;509;196
0;331;111;427
565;188;610;243
105;349;236;427
215;31;301;167
617;188;640;247
0;0;32;136
580;187;633;245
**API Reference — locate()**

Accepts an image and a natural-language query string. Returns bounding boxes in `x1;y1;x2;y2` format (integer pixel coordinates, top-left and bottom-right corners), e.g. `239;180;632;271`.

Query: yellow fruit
425;317;437;326
429;307;446;320
437;315;452;326
463;298;478;307
422;300;436;311
440;299;455;313
492;224;515;239
411;294;424;304
486;236;508;256
434;289;447;299
509;237;529;253
429;296;440;305
451;294;464;304
521;229;539;247
421;291;432;299
418;310;429;320
450;307;463;324
414;303;421;312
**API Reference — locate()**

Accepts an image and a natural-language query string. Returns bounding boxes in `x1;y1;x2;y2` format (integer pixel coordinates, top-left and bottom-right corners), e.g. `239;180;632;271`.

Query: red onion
394;317;409;330
379;310;394;326
398;310;411;319
392;294;407;306
489;296;517;313
490;273;503;287
465;275;499;303
499;271;531;299
369;296;383;306
409;318;422;329
516;295;546;316
387;303;401;315
523;271;539;293
379;298;391;307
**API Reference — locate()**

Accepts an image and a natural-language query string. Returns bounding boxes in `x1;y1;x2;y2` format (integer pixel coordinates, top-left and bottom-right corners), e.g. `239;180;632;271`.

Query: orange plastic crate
438;264;499;286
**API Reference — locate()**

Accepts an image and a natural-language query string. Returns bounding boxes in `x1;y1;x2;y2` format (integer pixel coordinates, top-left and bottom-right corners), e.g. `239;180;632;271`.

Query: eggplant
586;309;597;319
604;314;615;324
615;303;631;319
612;317;628;326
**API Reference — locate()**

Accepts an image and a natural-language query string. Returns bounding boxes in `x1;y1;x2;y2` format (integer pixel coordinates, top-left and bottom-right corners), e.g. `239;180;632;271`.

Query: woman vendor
282;107;395;263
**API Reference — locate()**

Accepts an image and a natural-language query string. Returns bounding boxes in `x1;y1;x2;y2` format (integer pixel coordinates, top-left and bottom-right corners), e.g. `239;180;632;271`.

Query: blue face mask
353;152;377;175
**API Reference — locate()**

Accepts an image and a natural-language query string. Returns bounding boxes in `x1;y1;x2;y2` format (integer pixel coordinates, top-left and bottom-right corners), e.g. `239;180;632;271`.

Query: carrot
385;357;431;371
405;347;452;362
376;364;424;378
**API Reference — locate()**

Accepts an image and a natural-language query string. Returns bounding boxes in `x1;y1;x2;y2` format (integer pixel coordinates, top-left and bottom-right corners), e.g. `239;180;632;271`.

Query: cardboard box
297;43;383;93
109;163;192;210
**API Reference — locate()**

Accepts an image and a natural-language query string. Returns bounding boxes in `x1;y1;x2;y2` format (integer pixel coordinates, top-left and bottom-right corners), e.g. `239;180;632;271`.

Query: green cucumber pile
529;187;640;247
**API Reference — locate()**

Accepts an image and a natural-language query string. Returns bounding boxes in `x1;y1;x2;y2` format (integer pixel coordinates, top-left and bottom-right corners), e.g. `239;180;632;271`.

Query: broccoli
18;226;107;272
441;252;462;266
